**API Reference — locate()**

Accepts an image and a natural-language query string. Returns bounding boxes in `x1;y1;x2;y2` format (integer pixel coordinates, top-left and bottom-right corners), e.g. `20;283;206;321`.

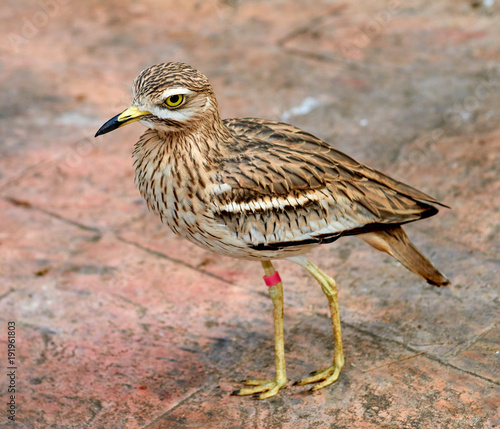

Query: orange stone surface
0;1;499;428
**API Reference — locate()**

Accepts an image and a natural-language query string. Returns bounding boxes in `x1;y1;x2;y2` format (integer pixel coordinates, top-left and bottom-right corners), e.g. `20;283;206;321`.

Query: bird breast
132;130;249;256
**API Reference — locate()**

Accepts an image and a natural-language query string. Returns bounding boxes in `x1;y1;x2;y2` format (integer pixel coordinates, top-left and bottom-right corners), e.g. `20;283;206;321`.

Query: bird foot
293;360;344;391
231;377;287;400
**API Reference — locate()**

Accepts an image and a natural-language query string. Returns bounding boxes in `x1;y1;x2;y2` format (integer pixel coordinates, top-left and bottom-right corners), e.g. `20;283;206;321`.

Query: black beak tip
95;113;122;138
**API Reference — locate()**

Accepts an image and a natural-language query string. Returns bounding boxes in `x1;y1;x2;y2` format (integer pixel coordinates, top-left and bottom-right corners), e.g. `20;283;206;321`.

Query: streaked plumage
96;62;450;399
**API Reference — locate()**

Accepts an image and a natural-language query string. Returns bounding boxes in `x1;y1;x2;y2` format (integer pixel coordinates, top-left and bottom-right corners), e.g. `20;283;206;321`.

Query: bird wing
210;118;443;249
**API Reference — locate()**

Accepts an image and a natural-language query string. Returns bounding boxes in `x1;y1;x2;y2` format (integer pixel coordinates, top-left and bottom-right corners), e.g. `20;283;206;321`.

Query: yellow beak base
95;106;150;137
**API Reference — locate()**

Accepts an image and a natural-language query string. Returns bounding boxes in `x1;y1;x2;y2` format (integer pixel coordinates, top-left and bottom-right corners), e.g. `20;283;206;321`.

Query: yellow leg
292;257;344;390
232;260;287;399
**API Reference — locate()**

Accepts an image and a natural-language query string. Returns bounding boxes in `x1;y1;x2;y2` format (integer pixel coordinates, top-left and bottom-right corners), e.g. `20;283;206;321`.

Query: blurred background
1;1;499;427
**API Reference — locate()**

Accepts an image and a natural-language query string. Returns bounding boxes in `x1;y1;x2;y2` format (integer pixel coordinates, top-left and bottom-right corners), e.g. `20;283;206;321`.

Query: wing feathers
212;118;446;249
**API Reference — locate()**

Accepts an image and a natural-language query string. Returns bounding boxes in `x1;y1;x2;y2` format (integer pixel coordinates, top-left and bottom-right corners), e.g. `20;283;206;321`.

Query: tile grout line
2;196;238;287
2;195;295;315
141;340;280;427
140;353;260;428
343;321;500;386
450;321;500;357
115;234;235;286
141;385;208;429
0;159;60;191
0;288;15;302
276;5;346;47
142;308;500;428
3;196;102;236
415;226;500;261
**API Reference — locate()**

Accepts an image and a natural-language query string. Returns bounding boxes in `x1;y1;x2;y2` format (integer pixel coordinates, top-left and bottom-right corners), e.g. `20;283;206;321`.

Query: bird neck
157;108;232;168
133;112;232;188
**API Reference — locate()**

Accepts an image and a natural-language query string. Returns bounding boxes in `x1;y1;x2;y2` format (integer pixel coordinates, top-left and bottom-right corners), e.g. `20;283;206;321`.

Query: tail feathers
361;226;450;287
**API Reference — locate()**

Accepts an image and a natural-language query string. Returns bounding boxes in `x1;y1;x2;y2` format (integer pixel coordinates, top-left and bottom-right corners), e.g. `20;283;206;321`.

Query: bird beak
95;105;150;137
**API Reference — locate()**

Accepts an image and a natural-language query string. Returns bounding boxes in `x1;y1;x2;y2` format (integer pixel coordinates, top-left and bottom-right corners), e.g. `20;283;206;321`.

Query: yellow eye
164;94;184;108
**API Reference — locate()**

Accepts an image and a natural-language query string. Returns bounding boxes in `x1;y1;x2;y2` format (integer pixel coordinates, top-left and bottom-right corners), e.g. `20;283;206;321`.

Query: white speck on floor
281;97;321;122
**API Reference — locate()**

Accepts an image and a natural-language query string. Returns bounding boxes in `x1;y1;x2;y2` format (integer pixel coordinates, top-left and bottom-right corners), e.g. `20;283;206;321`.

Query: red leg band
263;271;282;287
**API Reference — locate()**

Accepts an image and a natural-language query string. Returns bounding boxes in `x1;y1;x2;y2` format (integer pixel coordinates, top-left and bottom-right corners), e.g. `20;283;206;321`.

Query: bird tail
360;226;450;287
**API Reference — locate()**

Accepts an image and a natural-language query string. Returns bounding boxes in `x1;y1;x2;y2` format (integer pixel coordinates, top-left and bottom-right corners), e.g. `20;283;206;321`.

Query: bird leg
291;256;344;391
232;260;287;399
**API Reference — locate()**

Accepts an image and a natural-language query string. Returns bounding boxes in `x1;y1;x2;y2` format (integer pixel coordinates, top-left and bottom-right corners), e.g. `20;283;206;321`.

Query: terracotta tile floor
1;1;499;427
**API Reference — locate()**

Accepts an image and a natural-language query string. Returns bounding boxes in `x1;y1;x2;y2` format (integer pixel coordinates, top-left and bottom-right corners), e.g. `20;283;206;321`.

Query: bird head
95;62;219;137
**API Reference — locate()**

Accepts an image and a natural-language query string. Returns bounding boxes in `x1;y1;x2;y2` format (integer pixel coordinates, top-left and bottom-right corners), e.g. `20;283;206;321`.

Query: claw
294;361;344;390
231;378;287;399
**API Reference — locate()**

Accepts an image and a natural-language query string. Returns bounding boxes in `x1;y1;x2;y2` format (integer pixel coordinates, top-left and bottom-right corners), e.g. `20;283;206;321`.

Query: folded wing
211;118;443;250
